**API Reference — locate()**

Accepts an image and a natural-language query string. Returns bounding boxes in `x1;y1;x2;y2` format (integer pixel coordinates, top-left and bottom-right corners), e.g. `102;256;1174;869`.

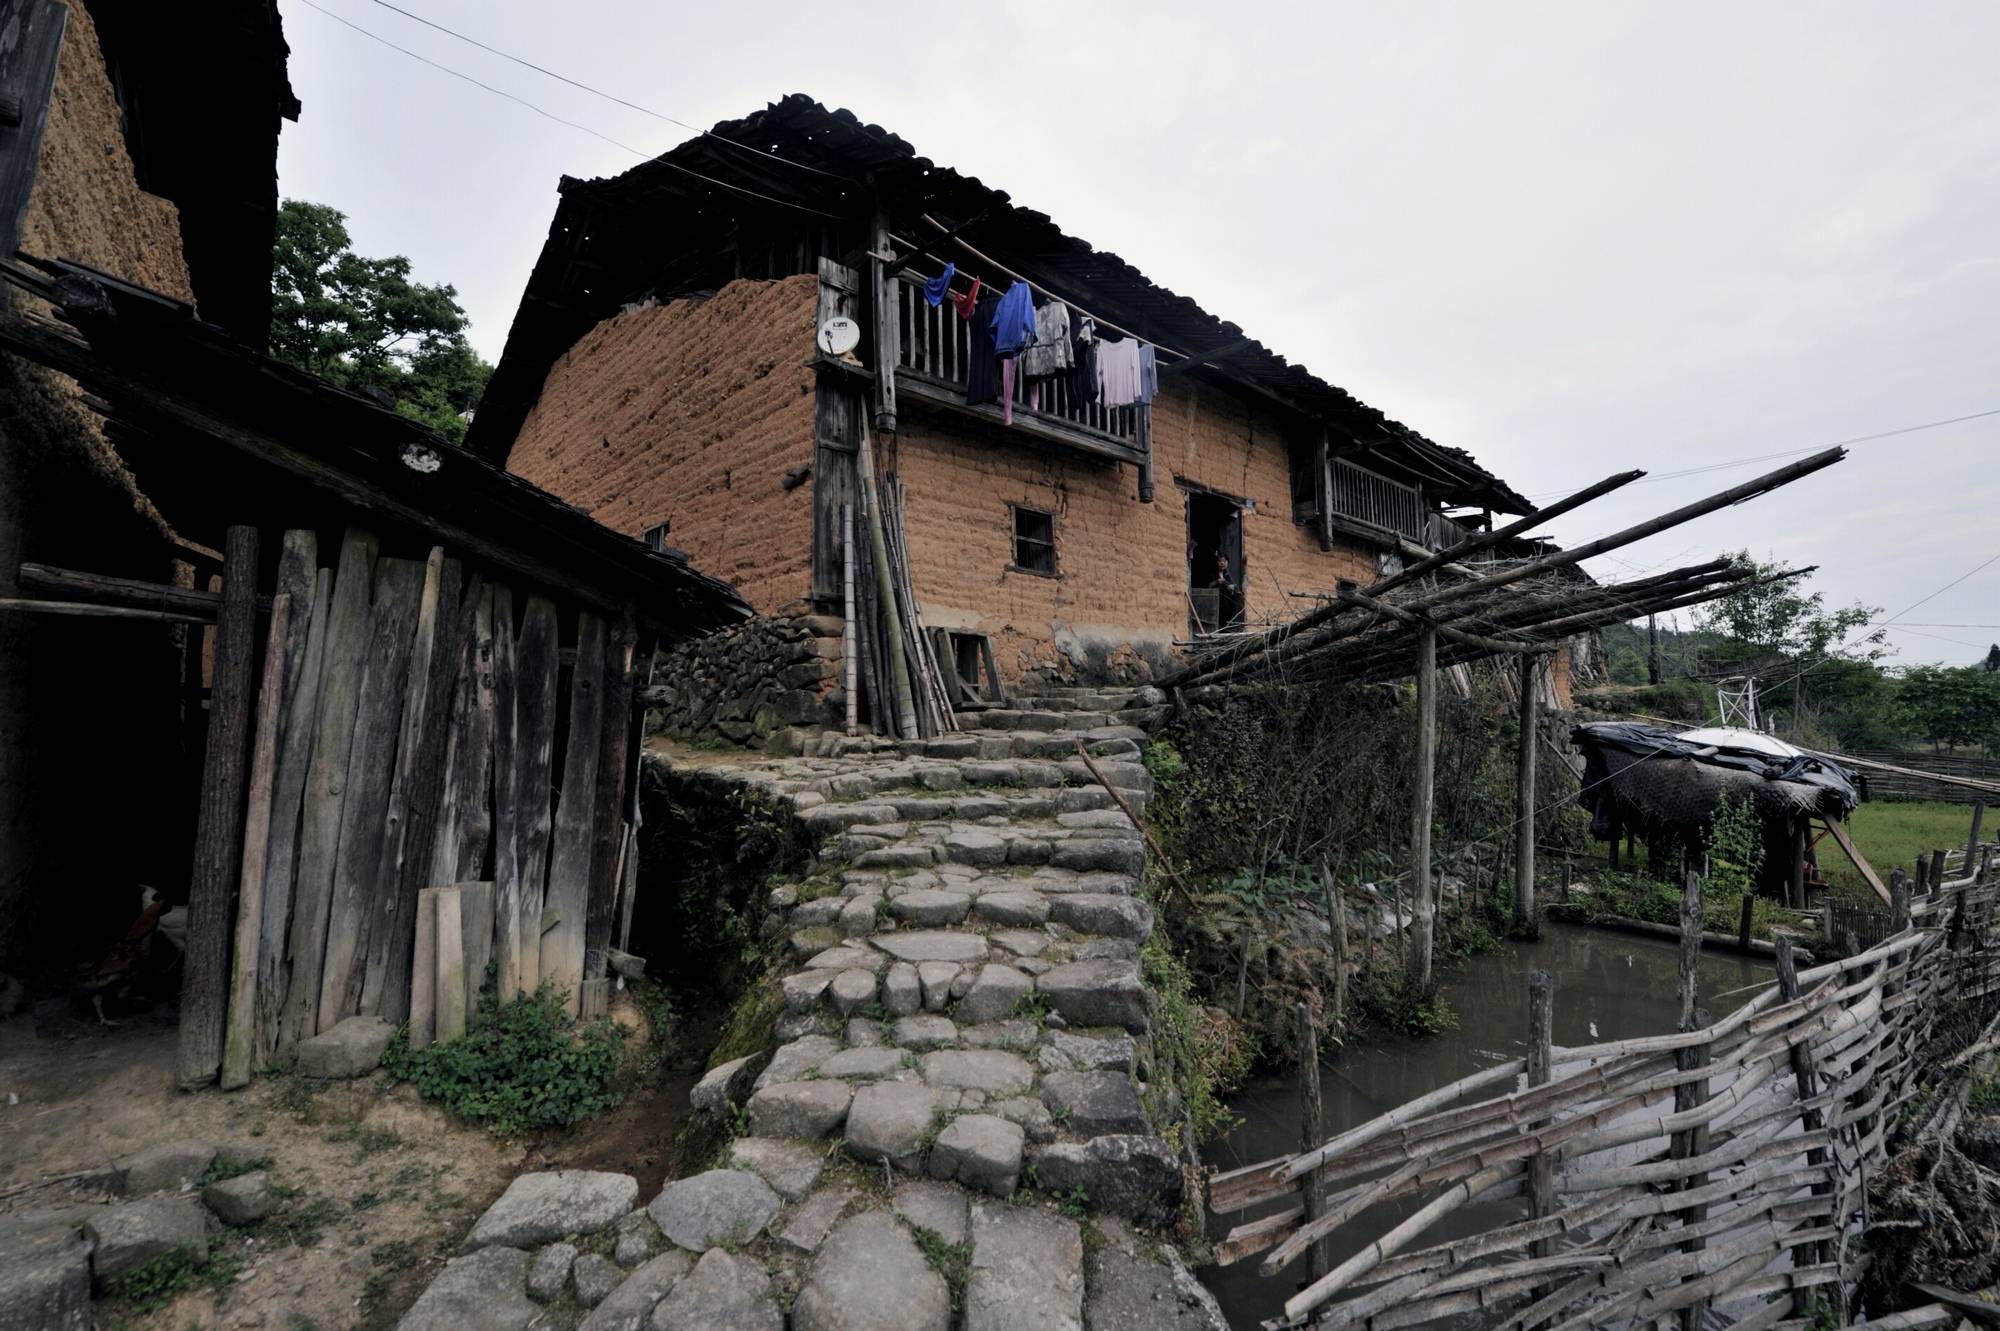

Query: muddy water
1199;923;1769;1329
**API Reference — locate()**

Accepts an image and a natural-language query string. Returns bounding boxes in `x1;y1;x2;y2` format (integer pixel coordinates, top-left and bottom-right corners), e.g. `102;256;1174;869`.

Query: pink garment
1096;338;1143;407
1001;355;1017;424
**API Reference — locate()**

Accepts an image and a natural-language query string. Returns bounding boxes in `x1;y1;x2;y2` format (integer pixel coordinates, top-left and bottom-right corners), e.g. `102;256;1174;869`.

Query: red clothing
948;276;983;320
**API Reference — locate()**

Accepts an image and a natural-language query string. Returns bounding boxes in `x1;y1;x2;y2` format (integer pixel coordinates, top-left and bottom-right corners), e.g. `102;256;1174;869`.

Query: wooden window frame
1007;503;1058;578
641;521;671;551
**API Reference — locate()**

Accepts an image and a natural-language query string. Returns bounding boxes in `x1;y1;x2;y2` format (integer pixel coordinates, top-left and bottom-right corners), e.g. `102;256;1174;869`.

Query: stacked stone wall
646;611;844;747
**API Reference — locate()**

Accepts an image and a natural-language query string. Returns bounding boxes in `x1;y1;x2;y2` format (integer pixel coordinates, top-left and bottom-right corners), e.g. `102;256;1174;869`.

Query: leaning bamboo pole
856;430;918;737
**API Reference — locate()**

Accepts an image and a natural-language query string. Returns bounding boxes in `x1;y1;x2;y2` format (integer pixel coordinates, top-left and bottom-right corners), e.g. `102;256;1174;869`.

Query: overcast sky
275;0;2000;668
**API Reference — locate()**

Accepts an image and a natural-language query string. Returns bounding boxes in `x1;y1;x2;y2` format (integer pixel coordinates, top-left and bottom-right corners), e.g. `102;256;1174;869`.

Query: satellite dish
817;316;861;357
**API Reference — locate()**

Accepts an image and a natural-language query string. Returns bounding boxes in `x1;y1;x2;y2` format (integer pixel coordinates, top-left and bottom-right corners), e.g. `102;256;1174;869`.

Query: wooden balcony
890;274;1149;468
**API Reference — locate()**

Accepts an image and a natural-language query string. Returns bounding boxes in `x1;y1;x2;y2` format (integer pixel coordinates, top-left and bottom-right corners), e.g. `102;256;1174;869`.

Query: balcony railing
891;274;1147;466
1330;456;1428;545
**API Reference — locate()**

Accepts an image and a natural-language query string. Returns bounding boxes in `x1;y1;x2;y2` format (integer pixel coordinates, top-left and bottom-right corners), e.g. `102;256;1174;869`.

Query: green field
1823;800;1985;900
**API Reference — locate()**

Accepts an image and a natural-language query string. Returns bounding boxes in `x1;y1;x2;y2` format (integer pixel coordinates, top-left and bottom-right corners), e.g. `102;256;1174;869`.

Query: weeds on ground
910;1225;971;1313
200;1153;272;1185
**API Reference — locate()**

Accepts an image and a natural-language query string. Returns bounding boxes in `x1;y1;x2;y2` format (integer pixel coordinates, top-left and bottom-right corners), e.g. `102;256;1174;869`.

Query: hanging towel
1137;344;1158;403
948;276;983;320
1021;302;1073;379
923;261;956;308
965;292;1003;405
991;281;1037;356
1097;336;1143;407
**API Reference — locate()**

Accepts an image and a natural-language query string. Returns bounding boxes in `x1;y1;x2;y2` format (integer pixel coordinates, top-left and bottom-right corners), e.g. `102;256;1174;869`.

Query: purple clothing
1096;337;1143;407
1137;344;1157;403
991;281;1037;355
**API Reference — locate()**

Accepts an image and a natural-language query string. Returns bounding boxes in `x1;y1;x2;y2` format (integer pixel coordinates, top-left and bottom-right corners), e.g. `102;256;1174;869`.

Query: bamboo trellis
1211;864;2000;1330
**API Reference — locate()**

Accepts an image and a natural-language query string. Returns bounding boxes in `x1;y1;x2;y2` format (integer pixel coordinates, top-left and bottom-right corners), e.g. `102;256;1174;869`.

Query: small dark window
642;521;670;551
1010;505;1056;576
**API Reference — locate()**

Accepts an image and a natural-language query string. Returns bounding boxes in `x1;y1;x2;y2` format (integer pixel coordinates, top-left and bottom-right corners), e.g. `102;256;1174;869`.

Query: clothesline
899;217;1195;363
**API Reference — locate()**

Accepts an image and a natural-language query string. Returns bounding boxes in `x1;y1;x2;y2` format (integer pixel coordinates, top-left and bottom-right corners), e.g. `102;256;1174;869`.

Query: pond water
1198;923;1771;1329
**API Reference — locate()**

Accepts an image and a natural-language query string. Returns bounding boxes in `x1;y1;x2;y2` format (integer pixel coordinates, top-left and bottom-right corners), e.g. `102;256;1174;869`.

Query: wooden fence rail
1211;862;2000;1329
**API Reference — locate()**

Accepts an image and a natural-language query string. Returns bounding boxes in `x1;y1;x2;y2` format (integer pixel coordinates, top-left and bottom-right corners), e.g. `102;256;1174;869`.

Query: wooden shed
0;256;749;1088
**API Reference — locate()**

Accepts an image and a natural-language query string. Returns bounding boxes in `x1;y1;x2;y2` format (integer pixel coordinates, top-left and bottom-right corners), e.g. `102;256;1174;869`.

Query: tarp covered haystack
1571;721;1860;846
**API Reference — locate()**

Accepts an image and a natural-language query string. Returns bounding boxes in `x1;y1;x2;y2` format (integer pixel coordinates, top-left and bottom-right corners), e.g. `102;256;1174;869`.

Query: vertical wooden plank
490;587;522;999
1526;970;1555;1261
0;0;66;268
318;557;423;1030
177;524;260;1089
1775;935;1834;1318
434;884;466;1043
376;561;465;1023
614;822;639;955
513;595;560;995
256;535;326;1063
409;886;440;1050
219;589;294;1090
543;611;606;1015
459;880;496;1018
1296;1002;1328;1283
278;527;378;1058
582;605;639;1018
1410;623;1437;993
870;203;897;431
1515;652;1539;932
358;549;446;1018
431;584;497;884
1968;802;1988;876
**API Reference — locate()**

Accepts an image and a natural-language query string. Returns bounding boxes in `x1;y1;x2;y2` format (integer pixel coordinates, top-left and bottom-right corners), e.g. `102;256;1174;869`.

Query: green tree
1695;553;1886;738
270;199;492;443
1894;665;2000;753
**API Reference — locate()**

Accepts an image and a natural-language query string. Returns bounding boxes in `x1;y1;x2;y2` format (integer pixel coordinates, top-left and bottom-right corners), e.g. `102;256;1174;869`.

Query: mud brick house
469;95;1551;720
0;0;296;976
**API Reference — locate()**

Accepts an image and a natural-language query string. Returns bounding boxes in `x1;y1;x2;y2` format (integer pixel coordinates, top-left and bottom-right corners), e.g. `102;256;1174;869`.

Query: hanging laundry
948;276;983;320
1137;344;1158;404
1068;330;1099;407
1020;301;1073;379
1096;335;1144;407
991;281;1037;356
965;291;1003;406
1000;356;1019;425
923;261;956;308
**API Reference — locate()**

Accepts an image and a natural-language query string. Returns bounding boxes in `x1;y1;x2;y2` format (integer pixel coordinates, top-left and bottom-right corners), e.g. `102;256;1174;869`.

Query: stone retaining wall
645;610;845;747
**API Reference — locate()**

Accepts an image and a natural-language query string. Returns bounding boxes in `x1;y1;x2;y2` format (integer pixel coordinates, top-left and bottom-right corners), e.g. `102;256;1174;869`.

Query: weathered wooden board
410;885;441;1051
582;605;638;1019
255;537;326;1065
431;582;497;884
1824;817;1892;906
513;595;560;996
543;610;606;1015
489;587;522;999
375;560;464;1024
0;0;66;266
459;880;496;1020
219;588;294;1090
177;525;259;1089
278;527;378;1058
357;548;444;1019
318;557;422;1030
434;884;466;1043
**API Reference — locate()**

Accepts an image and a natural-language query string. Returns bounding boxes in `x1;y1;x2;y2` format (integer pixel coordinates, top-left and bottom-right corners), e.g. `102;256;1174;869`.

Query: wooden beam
0;0;64;267
1161;335;1253;376
1334;588;1544;657
1411;624;1437;994
1822;818;1891;907
1516;653;1539;930
882;207;988;276
16;562;273;618
0;598;207;625
177;525;259;1089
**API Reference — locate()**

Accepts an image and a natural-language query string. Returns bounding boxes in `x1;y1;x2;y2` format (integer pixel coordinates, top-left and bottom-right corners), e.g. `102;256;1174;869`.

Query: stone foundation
646;610;845;747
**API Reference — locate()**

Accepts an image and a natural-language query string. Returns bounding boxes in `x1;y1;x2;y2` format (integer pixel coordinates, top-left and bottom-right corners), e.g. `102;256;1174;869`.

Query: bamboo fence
1210;860;2000;1330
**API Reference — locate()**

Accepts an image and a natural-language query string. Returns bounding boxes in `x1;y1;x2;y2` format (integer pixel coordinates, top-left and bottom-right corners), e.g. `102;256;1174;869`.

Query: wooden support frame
0;0;65;268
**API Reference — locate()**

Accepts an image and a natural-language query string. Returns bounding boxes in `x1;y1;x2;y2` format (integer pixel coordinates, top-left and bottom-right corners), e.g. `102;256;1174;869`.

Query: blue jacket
991;281;1037;355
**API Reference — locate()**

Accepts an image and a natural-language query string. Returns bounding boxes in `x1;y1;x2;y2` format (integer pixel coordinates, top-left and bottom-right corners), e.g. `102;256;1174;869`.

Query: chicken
77;889;183;1025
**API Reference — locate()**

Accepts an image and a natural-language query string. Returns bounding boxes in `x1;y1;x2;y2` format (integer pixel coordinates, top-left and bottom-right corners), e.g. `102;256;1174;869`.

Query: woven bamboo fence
1210;862;2000;1330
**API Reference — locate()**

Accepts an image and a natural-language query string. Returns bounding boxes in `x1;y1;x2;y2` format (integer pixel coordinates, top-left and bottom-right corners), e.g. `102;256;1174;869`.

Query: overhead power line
362;0;849;180
294;0;844;219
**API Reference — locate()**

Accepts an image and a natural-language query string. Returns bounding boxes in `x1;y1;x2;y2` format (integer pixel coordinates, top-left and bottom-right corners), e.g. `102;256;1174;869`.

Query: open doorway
1185;486;1245;636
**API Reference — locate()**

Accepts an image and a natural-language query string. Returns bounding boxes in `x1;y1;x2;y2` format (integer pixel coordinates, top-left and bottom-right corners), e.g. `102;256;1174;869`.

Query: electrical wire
294;0;845;219
362;0;850;181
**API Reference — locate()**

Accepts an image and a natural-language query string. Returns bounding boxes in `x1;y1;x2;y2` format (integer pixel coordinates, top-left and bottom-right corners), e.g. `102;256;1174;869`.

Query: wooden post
1930;848;1946;893
0;0;66;268
582;605;638;1018
458;880;496;1018
1968;802;1987;878
1787;818;1807;909
1738;891;1755;954
869;202;898;433
489;586;521;999
512;595;560;996
1321;862;1348;1032
1560;853;1571;904
409;886;440;1050
842;502;859;734
1672;870;1711;1331
1775;935;1835;1319
1296;1002;1328;1282
1891;872;1911;933
1411;623;1438;993
1913;854;1929;898
219;589;293;1090
1526;970;1555;1259
1647;613;1663;685
177;525;259;1089
1234;922;1254;1019
1514;653;1539;934
545;611;607;1015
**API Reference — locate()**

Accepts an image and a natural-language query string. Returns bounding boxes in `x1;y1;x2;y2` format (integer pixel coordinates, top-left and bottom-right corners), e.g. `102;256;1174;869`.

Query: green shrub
1706;794;1764;900
382;986;627;1134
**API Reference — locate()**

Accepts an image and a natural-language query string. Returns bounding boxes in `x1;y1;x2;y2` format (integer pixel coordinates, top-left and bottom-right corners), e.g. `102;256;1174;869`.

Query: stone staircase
397;688;1223;1329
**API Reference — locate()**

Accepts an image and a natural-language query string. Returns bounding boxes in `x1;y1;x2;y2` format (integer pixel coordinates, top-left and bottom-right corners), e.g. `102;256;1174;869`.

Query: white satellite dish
817;316;861;357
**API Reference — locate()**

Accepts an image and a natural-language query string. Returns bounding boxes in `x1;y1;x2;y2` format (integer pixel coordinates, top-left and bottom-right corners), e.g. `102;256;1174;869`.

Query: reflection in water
1199;924;1769;1330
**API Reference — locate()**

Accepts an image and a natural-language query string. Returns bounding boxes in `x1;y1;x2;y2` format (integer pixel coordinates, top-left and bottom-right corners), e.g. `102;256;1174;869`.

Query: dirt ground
0;993;704;1329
